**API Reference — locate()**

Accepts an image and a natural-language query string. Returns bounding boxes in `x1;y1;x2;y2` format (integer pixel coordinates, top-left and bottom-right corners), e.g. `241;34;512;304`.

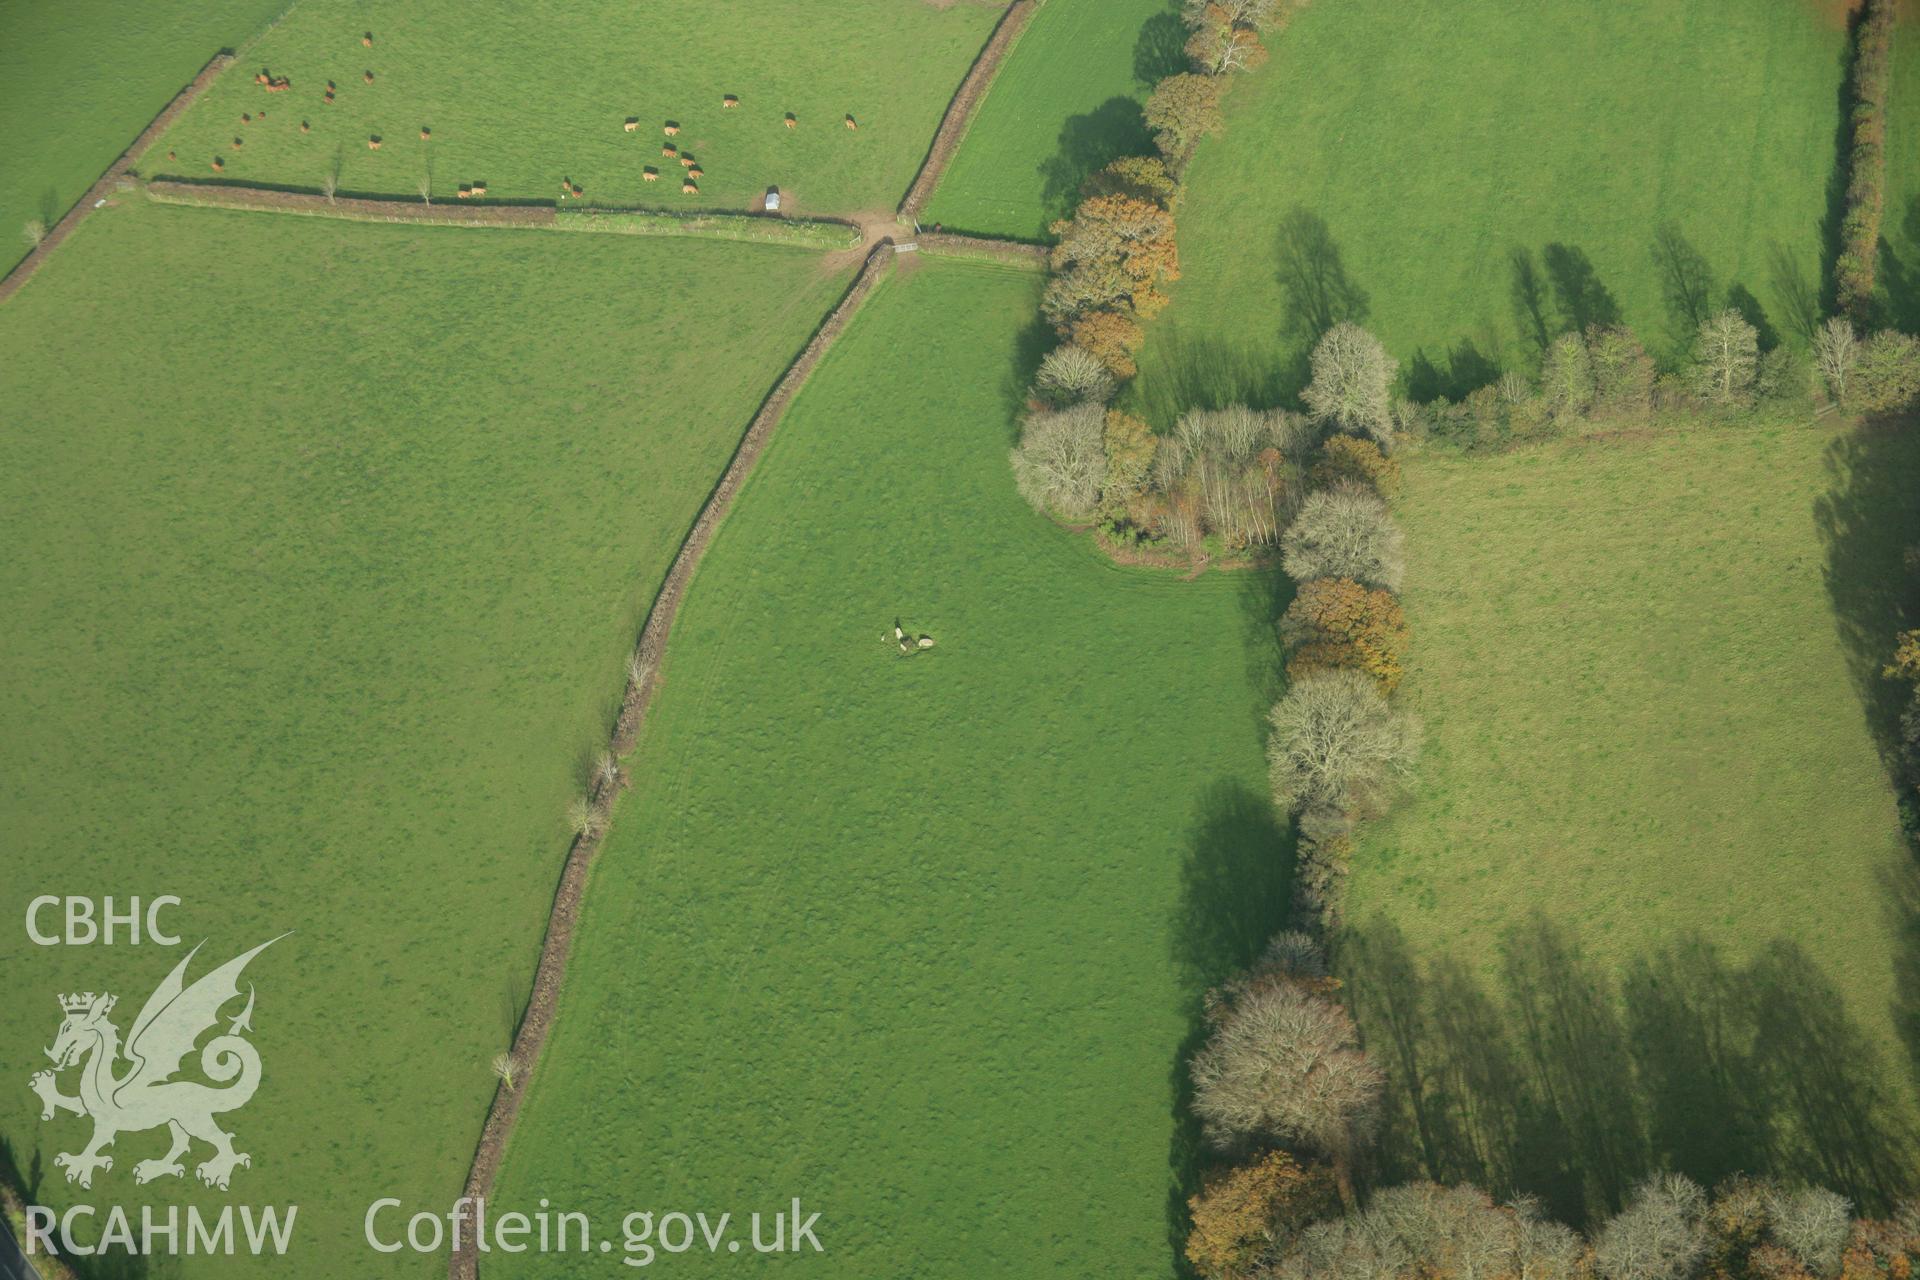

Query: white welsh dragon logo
28;936;284;1191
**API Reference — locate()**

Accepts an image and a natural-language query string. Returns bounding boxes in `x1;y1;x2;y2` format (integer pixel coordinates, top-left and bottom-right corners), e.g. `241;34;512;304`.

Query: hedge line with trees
1837;0;1896;322
1008;4;1920;1274
1411;310;1920;455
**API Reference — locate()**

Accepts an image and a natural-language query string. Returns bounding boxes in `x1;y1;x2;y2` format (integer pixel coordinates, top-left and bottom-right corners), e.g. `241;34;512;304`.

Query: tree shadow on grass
1127;325;1297;430
1037;97;1153;228
1542;243;1621;337
1;1129;172;1279
1134;8;1190;86
1165;779;1296;1274
1405;338;1501;404
1275;207;1369;346
1875;196;1920;336
1340;915;1918;1228
999;310;1057;440
1813;419;1920;772
1768;239;1823;344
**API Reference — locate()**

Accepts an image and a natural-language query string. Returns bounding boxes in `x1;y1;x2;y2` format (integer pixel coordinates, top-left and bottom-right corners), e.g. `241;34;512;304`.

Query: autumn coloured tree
1312;434;1400;499
1281;578;1410;693
1185;1150;1338;1280
1043;194;1181;325
1069;310;1146;379
1084;154;1181;210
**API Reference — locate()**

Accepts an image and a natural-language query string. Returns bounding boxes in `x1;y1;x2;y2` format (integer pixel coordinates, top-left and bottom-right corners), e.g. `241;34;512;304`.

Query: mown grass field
921;0;1178;240
1340;422;1920;1222
0;198;852;1275
1130;0;1849;426
0;0;291;274
491;258;1284;1278
138;0;1000;217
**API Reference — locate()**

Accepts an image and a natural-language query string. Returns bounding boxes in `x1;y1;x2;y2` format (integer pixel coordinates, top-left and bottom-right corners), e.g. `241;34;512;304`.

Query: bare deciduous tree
490;1051;521;1090
1814;316;1859;406
1540;331;1594;423
566;795;602;840
22;218;47;249
1266;669;1420;815
1594;1174;1708;1280
321;172;339;205
1033;344;1116;407
1279;1184;1583;1280
1765;1185;1851;1277
1303;322;1398;445
1152;405;1304;548
1010;404;1106;520
1190;977;1382;1163
1689;308;1759;405
1281;484;1405;590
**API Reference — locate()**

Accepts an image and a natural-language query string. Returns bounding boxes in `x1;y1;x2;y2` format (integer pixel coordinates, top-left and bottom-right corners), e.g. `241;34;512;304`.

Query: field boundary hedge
447;237;899;1280
1837;0;1897;320
898;0;1038;224
142;180;861;249
0;51;231;305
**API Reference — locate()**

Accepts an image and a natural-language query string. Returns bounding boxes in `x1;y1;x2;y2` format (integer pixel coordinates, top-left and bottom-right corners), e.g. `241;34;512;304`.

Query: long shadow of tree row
1163;780;1298;1275
1340;915;1919;1231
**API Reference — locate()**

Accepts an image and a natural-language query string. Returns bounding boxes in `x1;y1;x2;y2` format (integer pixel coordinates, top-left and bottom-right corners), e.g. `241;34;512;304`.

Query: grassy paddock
921;0;1178;240
137;0;999;217
1130;0;1848;427
1342;421;1920;1222
490;258;1283;1279
0;0;292;274
0;198;852;1275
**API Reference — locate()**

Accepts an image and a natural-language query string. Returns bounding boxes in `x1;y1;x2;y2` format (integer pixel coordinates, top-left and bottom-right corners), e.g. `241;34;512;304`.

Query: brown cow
663;122;679;136
363;69;374;83
687;165;702;179
623;118;639;132
680;155;695;168
420;126;431;140
844;114;857;130
299;121;309;133
784;113;797;128
231;136;244;149
368;136;381;149
362;31;373;46
722;95;739;108
662;143;677;157
642;167;658;181
255;72;269;84
471;183;487;196
681;181;697;194
211;157;224;171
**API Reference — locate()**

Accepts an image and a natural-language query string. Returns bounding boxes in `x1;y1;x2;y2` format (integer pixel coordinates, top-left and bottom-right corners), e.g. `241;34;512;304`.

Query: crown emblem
59;992;111;1014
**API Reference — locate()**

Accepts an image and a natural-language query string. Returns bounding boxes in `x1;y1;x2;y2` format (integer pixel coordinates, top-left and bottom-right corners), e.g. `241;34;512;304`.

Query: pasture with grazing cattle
5;0;1920;1273
0;0;292;274
137;0;1000;214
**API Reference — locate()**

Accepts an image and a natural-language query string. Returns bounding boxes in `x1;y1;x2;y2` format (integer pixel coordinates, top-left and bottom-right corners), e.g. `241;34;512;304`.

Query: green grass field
1129;0;1849;426
0;0;291;274
0;198;852;1275
1340;422;1920;1222
921;0;1178;240
489;258;1284;1278
137;0;999;217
